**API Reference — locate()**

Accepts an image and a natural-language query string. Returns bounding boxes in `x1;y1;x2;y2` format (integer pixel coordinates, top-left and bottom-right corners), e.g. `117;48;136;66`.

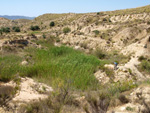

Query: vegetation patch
0;43;101;90
63;27;71;34
49;21;55;27
138;57;150;74
94;49;130;64
12;26;20;32
30;25;40;31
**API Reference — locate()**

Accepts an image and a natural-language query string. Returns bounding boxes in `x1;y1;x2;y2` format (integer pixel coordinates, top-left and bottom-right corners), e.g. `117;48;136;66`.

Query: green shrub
138;56;147;61
42;34;46;39
63;27;71;34
139;60;150;74
126;106;134;111
94;49;106;59
50;21;55;27
93;30;100;36
1;27;10;33
97;12;100;15
80;42;88;49
30;25;40;31
12;26;20;32
0;29;2;35
105;68;114;78
147;21;150;25
118;94;129;103
103;18;107;22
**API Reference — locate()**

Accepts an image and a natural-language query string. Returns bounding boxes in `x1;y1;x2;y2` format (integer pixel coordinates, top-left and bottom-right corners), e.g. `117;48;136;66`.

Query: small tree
50;21;55;27
30;26;35;31
35;26;40;30
42;33;46;39
13;27;20;32
97;12;100;15
63;27;71;34
1;27;10;33
30;25;40;31
0;29;2;35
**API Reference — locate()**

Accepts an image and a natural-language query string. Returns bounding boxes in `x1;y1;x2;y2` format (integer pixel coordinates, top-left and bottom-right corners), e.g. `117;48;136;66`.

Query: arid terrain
0;5;150;113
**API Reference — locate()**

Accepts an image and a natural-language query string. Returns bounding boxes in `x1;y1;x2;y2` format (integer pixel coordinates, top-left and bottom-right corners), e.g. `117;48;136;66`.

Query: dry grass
104;5;150;16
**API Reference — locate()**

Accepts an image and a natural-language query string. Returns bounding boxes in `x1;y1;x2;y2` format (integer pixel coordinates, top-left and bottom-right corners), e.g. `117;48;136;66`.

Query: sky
0;0;150;17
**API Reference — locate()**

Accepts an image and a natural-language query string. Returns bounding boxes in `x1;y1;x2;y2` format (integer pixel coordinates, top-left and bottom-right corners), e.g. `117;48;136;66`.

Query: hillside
0;5;150;113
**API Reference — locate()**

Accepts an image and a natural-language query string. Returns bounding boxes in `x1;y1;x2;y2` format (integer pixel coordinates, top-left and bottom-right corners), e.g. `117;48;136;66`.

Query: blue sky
0;0;150;17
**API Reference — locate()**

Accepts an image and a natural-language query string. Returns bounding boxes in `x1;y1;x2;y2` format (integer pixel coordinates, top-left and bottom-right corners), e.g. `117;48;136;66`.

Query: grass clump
63;27;71;34
0;55;22;82
94;49;106;59
126;106;134;111
138;56;150;74
93;30;100;36
0;85;14;107
139;60;150;74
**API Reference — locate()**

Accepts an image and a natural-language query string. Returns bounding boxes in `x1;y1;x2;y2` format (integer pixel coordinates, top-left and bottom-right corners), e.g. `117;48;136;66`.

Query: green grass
0;55;22;82
24;46;100;90
29;31;42;35
0;45;101;90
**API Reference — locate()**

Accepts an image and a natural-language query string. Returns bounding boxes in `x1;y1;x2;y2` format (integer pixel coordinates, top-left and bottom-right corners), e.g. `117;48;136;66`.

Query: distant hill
0;15;35;20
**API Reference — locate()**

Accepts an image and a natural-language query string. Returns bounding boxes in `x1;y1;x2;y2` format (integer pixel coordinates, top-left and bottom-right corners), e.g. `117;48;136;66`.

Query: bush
42;34;46;39
80;42;88;49
93;30;100;36
140;60;150;74
147;21;150;25
138;56;147;61
86;92;110;113
1;27;10;33
94;49;106;59
63;27;71;34
103;18;107;22
50;21;55;27
0;85;14;107
12;27;20;32
118;94;129;103
126;106;134;111
30;25;40;31
0;29;2;35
